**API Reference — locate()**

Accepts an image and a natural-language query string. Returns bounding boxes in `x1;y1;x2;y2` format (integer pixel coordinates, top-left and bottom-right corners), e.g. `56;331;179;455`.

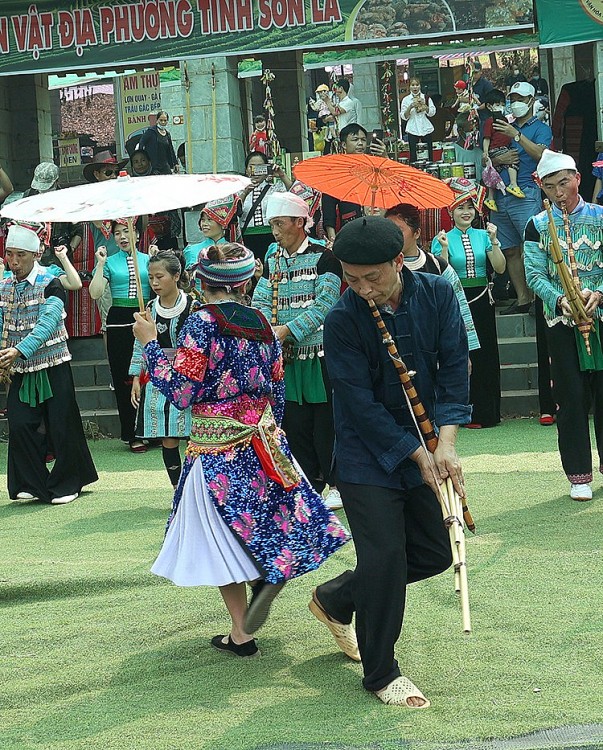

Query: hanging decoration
463;57;480;151
380;61;395;138
261;69;281;161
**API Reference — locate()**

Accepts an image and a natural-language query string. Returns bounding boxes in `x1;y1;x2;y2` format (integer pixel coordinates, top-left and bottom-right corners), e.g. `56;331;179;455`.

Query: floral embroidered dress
146;302;349;586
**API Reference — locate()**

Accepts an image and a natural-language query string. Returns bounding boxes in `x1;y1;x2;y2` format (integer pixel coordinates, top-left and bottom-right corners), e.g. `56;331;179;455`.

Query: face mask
510;101;530;118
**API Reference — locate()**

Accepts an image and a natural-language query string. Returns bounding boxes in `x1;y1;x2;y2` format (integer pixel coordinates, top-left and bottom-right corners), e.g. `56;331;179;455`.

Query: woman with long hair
89;218;152;452
432;178;506;428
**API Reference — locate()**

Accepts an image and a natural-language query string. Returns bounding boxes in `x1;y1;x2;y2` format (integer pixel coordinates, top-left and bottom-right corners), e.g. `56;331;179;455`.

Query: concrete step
80;409;121;438
500;363;539;392
71;360;111;388
501;389;540;417
498;337;537;365
67;336;106;360
495;311;536;338
75;386;117;411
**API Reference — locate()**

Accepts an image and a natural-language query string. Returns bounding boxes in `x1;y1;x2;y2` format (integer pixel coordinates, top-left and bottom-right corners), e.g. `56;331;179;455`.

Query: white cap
536;149;577;179
265;192;310;221
6;224;41;253
509;81;535;98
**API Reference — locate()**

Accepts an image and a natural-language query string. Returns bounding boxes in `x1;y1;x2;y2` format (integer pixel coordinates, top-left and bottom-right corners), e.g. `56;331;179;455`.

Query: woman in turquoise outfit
133;242;348;658
183;195;241;292
432;178;506;428
89;219;152;451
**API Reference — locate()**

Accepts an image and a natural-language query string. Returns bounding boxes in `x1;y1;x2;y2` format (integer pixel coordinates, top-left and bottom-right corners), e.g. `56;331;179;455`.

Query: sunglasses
102;168;117;177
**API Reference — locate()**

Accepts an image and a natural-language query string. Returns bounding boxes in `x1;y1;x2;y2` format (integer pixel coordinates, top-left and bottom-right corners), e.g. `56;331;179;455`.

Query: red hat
454;80;467;90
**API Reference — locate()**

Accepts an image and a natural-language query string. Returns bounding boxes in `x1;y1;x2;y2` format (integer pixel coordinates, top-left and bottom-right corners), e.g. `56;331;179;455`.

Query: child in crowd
482;89;525;212
309;84;332;120
130;250;200;489
249;115;268;155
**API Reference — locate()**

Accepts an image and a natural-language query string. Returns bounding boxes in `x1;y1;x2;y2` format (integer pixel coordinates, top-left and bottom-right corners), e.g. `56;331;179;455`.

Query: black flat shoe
244;580;286;634
210;634;259;657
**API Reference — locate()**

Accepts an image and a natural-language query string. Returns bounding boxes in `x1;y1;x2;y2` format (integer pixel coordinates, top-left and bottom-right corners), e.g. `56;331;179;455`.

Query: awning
303;32;539;70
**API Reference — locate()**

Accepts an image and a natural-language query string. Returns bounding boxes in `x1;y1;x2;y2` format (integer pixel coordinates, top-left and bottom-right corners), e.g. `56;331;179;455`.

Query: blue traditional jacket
325;266;471;490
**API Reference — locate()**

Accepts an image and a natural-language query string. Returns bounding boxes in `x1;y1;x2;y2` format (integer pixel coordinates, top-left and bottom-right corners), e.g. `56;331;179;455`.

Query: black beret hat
332;216;403;265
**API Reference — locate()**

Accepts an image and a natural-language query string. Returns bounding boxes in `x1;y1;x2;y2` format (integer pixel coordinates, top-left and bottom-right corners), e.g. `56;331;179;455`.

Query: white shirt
400;93;436;136
336;96;362;129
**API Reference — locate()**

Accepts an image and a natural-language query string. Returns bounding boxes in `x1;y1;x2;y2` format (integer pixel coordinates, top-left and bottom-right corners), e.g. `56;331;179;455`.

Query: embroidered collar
155;291;188;319
403;248;427;272
205;302;274;343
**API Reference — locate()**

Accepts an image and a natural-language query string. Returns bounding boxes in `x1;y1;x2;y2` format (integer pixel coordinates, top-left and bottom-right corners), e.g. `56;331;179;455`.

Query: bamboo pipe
368;299;473;633
126;217;145;313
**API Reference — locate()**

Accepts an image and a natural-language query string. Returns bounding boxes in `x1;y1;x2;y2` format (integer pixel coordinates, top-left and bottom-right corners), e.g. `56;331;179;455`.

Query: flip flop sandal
506;185;525;198
309;590;361;662
374;676;431;708
484;199;498;212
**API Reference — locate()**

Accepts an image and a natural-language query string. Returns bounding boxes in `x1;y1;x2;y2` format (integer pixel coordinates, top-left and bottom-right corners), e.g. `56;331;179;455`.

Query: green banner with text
536;0;603;45
0;0;533;76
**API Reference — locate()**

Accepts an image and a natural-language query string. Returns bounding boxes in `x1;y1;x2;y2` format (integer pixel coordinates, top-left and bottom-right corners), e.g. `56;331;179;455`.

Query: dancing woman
133;242;348;657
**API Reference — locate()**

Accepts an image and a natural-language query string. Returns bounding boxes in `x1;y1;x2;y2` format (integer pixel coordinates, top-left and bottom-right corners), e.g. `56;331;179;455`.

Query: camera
251;163;274;177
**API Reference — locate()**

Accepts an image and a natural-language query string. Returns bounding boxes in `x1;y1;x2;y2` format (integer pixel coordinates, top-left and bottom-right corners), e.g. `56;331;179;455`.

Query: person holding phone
400;78;436;163
239;152;293;262
482;89;525;212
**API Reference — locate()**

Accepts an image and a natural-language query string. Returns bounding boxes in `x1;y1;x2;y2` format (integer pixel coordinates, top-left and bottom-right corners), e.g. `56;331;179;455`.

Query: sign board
58;137;80;167
0;0;533;76
117;71;161;144
536;0;603;45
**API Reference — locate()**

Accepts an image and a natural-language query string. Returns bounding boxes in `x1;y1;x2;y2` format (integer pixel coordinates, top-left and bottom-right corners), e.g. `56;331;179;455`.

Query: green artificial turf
1;418;602;750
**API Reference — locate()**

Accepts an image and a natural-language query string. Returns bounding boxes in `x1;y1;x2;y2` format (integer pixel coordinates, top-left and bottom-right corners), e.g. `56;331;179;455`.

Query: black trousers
316;481;451;692
106;306;137;443
407;132;434;163
282;361;334;493
546;321;603;482
534;297;556;415
7;363;98;502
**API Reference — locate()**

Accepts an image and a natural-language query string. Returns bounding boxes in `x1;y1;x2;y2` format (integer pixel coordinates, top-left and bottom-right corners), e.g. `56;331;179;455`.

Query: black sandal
244;580;286;634
210;634;259;657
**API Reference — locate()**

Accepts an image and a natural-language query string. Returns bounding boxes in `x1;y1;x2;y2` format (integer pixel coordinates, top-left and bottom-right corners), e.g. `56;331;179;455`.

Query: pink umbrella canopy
0;172;251;223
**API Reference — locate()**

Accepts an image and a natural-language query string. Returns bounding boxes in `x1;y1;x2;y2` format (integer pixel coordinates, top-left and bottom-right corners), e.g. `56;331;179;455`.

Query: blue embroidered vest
0;269;71;373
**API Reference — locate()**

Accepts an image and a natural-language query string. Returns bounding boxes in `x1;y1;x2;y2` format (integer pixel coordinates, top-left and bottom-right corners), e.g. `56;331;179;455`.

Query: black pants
316;481;451;692
407;132;433;163
106;306;137;443
282;361;334;493
546;321;603;482
534;297;556;415
7;363;98;502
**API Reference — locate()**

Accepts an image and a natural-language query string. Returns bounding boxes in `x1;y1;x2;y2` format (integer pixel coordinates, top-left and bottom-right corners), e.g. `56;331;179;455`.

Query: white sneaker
570;483;592;501
324;487;343;510
14;492;38;500
51;492;79;505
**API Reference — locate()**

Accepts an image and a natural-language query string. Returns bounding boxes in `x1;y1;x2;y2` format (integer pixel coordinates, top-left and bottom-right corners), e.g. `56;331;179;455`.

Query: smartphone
251;164;273;176
372;129;384;142
491;112;508;123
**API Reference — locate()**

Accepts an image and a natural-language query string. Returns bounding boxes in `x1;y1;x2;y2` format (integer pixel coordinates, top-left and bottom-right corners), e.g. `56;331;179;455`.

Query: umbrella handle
127;217;146;313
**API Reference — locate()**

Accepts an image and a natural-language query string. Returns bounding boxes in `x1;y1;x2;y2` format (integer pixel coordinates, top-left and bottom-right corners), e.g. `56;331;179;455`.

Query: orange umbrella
293;153;454;211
